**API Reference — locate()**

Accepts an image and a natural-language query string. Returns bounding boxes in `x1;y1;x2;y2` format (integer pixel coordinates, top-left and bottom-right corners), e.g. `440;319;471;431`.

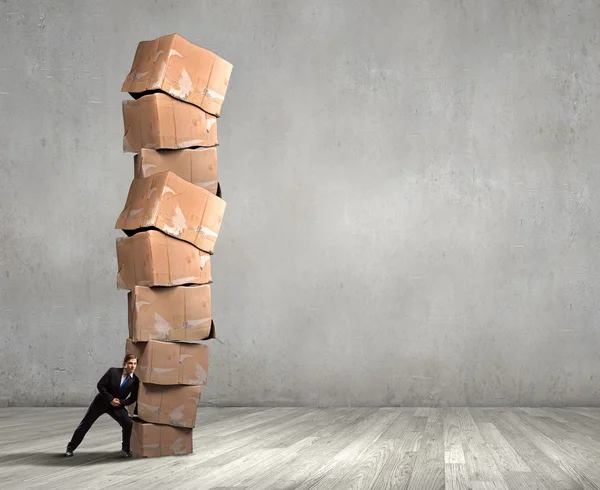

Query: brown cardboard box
136;382;201;428
128;285;213;342
126;338;209;386
122;33;233;117
134;148;219;195
116;230;212;290
131;418;192;457
122;93;218;153
115;171;226;254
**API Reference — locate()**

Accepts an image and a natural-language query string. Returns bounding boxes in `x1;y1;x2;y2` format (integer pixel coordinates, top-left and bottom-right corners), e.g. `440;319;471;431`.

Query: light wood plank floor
1;407;600;489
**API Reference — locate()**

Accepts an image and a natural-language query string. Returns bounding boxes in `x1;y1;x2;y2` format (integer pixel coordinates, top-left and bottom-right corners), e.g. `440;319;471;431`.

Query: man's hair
123;353;138;364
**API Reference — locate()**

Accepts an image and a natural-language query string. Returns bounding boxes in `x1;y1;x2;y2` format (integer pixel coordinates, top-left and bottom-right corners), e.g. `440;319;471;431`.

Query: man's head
123;354;137;375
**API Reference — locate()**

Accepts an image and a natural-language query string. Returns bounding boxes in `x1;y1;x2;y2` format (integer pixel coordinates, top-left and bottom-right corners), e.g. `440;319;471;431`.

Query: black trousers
68;396;133;452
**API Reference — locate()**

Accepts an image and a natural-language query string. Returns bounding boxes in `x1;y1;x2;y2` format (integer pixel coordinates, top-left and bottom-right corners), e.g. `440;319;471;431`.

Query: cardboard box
122;93;218;153
122;33;232;117
136;382;201;428
115;171;226;254
128;285;214;342
134;148;219;195
126;338;209;386
131;418;192;457
116;230;212;290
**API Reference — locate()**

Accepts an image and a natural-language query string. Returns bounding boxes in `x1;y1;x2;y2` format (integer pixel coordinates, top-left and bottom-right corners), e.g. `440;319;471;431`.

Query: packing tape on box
150;367;175;374
203;88;225;101
139;443;160;449
185;318;211;328
139;403;161;414
193;180;218;188
170;276;201;286
177;139;209;148
163;206;187;237
170;405;185;424
171;439;189;455
197;226;218;238
153;314;172;337
135;301;151;311
189;364;207;385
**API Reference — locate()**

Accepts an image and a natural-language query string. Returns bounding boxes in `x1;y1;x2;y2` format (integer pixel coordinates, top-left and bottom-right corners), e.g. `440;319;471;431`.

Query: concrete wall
1;0;599;407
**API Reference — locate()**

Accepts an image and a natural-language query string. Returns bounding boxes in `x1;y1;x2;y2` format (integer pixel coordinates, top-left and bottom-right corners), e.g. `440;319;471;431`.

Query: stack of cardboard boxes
114;34;232;457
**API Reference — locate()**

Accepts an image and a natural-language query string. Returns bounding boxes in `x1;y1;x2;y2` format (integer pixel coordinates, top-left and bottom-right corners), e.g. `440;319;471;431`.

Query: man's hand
111;398;121;407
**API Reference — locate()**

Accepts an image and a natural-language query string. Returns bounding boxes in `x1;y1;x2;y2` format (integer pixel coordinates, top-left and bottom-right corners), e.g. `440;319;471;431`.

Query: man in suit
66;354;140;458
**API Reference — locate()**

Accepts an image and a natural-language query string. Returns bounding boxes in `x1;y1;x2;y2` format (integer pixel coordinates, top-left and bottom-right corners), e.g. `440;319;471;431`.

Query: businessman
66;354;140;458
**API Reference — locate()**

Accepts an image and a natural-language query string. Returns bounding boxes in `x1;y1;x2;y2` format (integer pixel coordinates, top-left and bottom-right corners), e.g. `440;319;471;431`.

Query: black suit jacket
96;367;139;408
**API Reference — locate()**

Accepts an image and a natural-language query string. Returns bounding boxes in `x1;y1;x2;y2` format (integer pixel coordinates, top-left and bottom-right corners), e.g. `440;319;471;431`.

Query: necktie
120;376;129;389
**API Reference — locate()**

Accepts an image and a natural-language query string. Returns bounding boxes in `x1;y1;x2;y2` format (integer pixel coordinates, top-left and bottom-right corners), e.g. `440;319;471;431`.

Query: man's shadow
0;452;131;467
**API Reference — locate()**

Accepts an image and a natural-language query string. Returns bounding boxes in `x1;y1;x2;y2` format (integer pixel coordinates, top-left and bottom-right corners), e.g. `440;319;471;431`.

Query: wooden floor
1;407;600;489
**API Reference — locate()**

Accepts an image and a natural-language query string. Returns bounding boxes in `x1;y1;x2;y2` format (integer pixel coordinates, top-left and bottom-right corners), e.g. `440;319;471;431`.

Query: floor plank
1;407;600;489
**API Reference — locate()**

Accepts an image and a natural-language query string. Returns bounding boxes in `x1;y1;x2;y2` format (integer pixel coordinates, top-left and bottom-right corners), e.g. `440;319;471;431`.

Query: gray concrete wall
1;0;599;407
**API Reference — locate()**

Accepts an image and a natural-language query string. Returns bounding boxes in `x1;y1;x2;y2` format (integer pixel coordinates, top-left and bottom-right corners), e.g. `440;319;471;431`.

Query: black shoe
65;449;74;457
121;450;133;458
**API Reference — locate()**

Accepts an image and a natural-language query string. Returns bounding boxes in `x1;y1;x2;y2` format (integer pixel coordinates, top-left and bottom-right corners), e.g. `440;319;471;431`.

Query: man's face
124;359;137;374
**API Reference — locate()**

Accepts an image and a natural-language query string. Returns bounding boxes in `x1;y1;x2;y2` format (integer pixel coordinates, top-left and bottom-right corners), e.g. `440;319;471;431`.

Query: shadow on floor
0;452;129;466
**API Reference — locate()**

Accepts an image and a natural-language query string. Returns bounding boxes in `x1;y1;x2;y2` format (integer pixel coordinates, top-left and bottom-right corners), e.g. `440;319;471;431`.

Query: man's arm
120;379;139;407
97;368;115;405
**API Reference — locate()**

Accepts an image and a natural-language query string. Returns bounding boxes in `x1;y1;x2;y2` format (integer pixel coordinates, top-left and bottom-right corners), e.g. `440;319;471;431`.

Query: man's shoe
65;449;74;457
121;450;133;458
